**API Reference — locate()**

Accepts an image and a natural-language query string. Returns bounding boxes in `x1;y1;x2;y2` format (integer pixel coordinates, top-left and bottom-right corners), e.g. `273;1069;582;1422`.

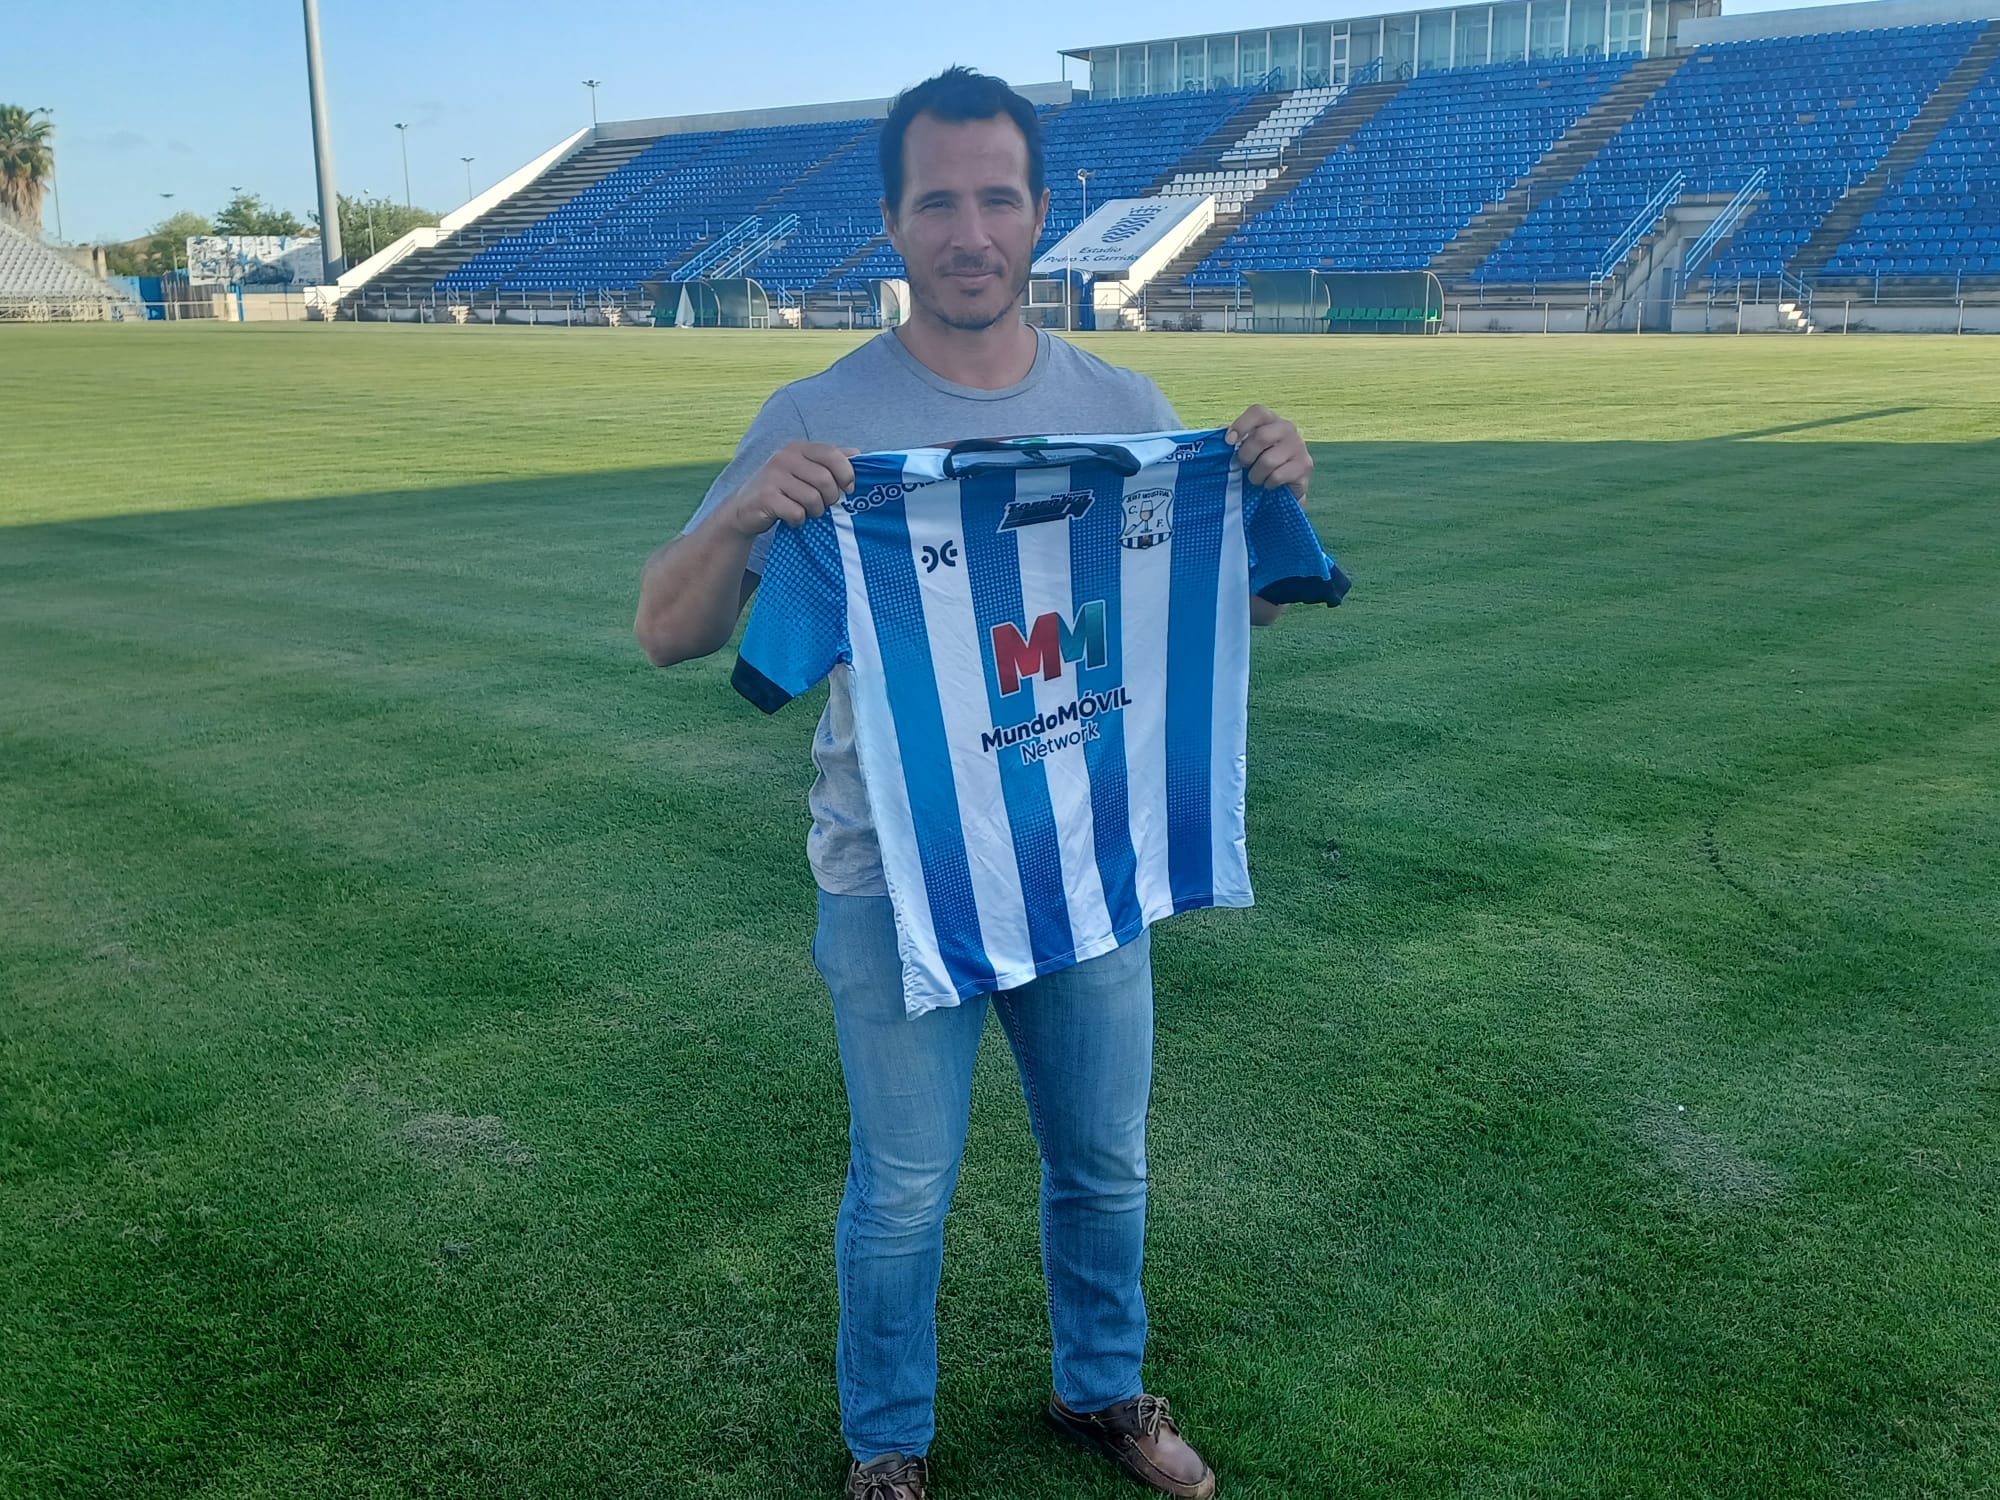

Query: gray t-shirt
684;326;1181;895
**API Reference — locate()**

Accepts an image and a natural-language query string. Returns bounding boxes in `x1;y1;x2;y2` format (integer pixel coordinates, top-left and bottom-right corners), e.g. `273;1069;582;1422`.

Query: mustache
939;258;1002;274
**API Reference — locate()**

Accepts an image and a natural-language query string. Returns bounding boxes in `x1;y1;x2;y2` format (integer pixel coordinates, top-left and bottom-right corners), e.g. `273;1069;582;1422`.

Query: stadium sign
1032;195;1215;278
185;235;326;288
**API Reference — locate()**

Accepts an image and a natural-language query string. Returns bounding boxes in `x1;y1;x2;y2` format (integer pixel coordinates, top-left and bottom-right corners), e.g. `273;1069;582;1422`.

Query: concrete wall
1680;0;1999;46
1446;303;1595;332
333;127;591;295
1668;299;2000;331
1819;301;2000;331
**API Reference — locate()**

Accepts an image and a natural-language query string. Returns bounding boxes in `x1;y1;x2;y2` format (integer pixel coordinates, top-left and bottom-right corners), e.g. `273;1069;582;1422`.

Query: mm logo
998;490;1094;531
990;601;1107;695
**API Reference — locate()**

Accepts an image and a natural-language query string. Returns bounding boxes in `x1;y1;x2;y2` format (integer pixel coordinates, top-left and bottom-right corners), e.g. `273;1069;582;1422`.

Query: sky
13;0;1838;245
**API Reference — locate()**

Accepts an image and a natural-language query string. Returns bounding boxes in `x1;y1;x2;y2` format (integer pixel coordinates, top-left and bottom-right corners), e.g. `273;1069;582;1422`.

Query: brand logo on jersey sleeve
989;601;1106;696
997;490;1094;531
1119;487;1174;549
844;476;939;514
1168;440;1207;463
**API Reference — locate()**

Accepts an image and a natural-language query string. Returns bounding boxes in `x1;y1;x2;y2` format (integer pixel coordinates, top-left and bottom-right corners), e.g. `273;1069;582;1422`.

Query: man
635;67;1315;1500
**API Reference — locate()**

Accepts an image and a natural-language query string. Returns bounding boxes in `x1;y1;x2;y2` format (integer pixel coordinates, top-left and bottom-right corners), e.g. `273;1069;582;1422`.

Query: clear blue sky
13;0;1828;244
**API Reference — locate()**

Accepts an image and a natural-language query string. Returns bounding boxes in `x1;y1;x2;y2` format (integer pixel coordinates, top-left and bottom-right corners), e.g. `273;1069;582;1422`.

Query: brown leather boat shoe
1048;1392;1217;1497
844;1452;928;1499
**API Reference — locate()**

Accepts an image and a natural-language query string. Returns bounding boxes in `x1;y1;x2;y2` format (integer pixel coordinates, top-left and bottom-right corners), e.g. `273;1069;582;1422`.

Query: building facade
1066;0;1723;97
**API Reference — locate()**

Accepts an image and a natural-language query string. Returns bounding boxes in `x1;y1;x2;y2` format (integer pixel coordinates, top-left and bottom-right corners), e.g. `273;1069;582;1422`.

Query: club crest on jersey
1120;487;1174;550
997;490;1094;531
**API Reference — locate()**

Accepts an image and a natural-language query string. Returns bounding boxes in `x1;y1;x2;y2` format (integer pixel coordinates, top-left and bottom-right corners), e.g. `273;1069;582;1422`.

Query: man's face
883;111;1049;333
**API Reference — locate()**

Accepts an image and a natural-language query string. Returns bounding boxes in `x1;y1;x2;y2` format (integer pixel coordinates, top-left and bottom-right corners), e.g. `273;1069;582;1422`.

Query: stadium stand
436;119;874;296
1425;54;1686;279
1191;57;1639;285
1474;23;1984;284
1823;27;2000;278
337;1;2000;323
0;215;137;320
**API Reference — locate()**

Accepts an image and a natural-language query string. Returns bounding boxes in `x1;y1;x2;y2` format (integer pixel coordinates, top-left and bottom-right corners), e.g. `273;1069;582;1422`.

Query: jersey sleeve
1243;484;1352;607
730;516;850;713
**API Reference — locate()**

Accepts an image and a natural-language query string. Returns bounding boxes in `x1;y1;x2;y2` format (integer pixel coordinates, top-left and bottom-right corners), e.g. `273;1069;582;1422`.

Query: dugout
1243;270;1443;334
869;277;912;328
642;277;772;328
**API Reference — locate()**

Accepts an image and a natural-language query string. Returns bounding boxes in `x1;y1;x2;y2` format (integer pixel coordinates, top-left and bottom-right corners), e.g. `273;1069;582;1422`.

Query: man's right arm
634;441;857;667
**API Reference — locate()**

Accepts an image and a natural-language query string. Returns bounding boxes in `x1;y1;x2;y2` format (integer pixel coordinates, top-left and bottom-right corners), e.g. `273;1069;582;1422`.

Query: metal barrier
672;217;766;282
1594;173;1685;285
1676;168;1767;298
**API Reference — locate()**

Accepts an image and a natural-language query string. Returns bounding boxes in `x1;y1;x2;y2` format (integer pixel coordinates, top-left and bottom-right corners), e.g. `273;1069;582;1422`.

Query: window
1383;15;1417;77
1208;35;1237;88
1090;52;1116;98
1608;0;1647;53
1271;28;1300;89
1418;10;1453;71
1121;47;1147;97
1494;1;1529;61
1330;30;1351;85
1179;41;1207;91
1664;0;1697;47
1302;24;1331;86
1569;0;1607;56
1352;19;1384;69
1456;7;1493;65
1529;0;1568;57
1149;42;1174;94
1239;31;1268;87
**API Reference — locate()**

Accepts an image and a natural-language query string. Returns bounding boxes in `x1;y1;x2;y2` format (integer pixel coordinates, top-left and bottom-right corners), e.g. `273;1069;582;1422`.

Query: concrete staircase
1778;298;1819;333
1139;91;1288;191
1429;53;1687;283
1139;78;1407;305
366;136;656;294
1786;19;2000;279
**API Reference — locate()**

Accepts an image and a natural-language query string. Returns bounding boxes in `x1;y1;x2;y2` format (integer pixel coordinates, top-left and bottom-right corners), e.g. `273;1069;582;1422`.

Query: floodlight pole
34;108;63;241
1069;168;1093;334
302;0;345;275
395;122;412;208
583;79;602;128
461;155;475;201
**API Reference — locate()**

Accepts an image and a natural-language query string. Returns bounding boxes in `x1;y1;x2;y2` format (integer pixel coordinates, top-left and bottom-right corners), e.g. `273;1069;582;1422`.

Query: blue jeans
813;890;1154;1463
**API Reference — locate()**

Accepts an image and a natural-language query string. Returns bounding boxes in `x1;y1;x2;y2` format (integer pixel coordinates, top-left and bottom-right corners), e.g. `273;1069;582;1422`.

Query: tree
0;104;54;228
335;192;440;262
102;211;214;277
213;192;306;237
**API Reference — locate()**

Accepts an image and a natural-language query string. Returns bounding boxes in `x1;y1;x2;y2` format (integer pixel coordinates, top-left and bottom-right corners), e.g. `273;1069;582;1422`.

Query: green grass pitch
3;324;1997;1499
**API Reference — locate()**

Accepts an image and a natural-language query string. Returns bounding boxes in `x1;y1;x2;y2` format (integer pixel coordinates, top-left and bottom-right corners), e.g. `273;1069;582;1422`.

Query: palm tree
0;104;55;228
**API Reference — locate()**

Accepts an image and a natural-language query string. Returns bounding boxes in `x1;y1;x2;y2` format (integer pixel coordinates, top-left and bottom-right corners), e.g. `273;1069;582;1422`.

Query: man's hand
1226;406;1312;502
716;442;860;536
634;442;858;668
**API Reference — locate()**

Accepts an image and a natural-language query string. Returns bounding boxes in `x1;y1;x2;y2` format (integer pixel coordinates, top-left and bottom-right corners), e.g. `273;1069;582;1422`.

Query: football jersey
733;428;1350;1015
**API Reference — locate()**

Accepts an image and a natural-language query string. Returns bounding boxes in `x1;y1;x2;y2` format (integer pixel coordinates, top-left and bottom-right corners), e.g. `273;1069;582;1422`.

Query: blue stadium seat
1193;57;1635;287
1474;23;1983;284
1830;48;2000;279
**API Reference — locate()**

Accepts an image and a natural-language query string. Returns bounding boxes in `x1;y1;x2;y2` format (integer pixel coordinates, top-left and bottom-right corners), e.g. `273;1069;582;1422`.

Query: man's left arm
1226;406;1314;627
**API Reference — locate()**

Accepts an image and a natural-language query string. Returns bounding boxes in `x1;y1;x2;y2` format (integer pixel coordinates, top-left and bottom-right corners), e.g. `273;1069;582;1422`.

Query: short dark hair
879;66;1045;218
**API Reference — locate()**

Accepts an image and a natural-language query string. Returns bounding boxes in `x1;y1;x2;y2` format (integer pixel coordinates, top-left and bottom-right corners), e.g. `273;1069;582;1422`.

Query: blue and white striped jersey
733;428;1350;1015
